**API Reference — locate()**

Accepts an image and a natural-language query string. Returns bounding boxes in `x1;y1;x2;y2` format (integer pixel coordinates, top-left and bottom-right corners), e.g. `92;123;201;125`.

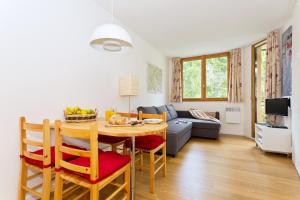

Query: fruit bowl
64;107;98;123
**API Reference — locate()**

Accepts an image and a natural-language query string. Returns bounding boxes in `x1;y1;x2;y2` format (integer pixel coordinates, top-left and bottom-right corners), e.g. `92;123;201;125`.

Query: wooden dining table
55;118;168;200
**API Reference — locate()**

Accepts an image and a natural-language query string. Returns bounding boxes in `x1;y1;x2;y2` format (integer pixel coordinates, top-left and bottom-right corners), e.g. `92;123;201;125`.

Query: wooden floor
67;135;300;200
131;135;300;200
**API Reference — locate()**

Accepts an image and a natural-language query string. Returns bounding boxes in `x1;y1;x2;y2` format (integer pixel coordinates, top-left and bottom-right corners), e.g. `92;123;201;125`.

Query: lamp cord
111;0;114;23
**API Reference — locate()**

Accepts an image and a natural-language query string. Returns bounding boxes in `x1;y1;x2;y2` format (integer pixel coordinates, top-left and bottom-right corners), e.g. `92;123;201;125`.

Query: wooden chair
54;120;131;200
127;112;167;193
98;112;138;154
18;117;89;200
18;117;52;200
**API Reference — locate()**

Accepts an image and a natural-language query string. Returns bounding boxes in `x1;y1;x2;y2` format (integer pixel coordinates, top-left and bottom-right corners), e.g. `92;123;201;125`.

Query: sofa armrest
216;112;220;120
206;112;220;120
176;110;220;120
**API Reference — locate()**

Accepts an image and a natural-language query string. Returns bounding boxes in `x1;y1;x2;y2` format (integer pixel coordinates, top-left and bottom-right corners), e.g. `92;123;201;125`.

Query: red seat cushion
98;135;128;144
125;135;165;150
24;143;85;169
64;151;131;183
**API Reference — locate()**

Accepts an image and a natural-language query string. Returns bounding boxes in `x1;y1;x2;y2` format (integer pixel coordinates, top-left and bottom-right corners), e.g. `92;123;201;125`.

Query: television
265;98;290;116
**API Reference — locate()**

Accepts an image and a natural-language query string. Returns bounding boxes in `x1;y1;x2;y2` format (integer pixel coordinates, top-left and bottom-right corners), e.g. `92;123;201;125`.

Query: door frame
251;39;267;138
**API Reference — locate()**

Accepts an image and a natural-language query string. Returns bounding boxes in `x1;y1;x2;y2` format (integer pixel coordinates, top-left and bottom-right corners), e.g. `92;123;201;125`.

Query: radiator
225;107;241;124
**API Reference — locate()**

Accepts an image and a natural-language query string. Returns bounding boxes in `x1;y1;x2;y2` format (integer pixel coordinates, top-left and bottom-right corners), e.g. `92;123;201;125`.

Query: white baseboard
295;161;300;176
219;132;244;136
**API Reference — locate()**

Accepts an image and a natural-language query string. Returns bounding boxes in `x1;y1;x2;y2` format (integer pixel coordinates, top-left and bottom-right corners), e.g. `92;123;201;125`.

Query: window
181;52;229;101
253;41;267;124
183;59;202;98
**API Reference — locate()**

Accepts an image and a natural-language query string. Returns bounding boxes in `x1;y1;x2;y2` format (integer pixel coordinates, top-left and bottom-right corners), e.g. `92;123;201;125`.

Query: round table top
58;118;168;137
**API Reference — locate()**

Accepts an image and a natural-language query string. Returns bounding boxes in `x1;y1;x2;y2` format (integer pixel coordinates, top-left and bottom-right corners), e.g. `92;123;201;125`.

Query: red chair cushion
64;151;131;183
98;135;128;144
24;143;85;169
125;135;165;150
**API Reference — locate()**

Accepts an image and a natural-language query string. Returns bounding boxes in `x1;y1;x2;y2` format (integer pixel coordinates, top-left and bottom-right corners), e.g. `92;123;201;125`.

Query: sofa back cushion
137;106;158;114
155;105;172;121
166;104;178;120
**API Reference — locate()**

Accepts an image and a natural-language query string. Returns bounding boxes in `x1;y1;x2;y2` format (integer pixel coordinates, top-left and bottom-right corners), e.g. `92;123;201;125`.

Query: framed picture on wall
147;63;162;94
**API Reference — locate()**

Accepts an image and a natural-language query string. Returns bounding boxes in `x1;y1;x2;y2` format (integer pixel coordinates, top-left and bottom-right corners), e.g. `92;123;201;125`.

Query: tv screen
265;98;290;116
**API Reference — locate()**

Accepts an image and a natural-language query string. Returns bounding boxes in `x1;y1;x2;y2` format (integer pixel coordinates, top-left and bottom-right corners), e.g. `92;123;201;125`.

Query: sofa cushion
176;118;221;130
167;119;192;135
65;151;131;183
137;106;157;114
98;135;128;144
156;105;172;121
166;104;178;120
125;135;165;150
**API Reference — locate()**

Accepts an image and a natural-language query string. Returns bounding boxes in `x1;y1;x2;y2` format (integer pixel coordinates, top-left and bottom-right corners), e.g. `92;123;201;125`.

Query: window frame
181;52;230;102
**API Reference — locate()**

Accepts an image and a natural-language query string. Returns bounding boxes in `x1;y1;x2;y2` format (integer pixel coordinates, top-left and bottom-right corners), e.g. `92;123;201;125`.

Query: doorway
251;40;267;138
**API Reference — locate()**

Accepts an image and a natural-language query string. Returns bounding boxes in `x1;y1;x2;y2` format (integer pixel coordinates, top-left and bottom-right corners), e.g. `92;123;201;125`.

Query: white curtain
228;48;242;102
170;58;182;102
265;29;282;125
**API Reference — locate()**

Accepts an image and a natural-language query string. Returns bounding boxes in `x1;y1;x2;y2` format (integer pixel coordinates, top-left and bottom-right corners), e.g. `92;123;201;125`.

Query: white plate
144;118;163;124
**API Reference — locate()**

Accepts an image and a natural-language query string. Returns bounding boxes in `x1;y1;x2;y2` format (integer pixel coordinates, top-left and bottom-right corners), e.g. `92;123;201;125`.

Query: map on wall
147;64;162;94
282;26;292;97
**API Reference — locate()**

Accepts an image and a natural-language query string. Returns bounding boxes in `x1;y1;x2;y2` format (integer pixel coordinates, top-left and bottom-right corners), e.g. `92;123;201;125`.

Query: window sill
182;98;228;102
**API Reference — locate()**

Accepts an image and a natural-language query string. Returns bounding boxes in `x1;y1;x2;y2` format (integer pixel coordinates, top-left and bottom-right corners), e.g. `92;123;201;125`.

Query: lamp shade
90;23;133;52
119;75;139;96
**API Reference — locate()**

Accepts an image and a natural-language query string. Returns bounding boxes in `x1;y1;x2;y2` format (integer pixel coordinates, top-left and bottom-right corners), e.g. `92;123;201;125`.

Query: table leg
131;136;135;200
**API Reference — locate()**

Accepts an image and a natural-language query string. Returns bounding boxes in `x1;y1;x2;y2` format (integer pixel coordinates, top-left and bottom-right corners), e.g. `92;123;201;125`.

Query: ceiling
97;0;295;57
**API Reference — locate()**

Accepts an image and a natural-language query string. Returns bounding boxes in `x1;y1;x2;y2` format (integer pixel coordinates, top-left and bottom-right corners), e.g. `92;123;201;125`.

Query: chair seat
24;143;85;169
98;135;128;144
64;151;131;183
125;135;165;150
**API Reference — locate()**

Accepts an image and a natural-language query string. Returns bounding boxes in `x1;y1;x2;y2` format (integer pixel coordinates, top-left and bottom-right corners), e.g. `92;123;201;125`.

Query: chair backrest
138;111;167;139
19;117;51;167
116;112;138;118
138;111;167;123
54;121;99;181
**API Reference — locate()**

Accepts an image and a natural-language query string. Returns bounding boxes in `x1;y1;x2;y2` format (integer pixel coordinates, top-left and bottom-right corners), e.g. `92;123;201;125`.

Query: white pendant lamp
90;0;133;52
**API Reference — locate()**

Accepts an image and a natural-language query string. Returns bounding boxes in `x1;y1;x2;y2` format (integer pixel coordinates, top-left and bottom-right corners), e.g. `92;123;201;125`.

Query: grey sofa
137;105;221;156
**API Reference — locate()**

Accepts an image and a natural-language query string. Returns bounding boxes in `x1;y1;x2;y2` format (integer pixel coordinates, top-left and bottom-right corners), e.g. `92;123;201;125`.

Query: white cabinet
255;123;292;154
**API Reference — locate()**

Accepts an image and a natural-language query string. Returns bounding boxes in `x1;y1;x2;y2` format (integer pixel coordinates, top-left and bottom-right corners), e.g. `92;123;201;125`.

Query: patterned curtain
265;29;282;125
228;48;242;102
170;58;182;102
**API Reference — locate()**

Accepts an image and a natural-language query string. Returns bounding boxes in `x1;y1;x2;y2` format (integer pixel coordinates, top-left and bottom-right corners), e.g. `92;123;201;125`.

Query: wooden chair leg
139;150;143;171
123;145;128;155
149;151;155;193
42;168;52;200
90;185;99;200
54;173;63;200
125;165;131;200
18;160;27;200
112;144;117;152
162;144;167;177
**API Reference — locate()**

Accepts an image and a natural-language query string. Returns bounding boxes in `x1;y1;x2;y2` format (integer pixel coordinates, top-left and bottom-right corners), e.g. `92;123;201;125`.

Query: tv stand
266;124;288;129
255;123;291;155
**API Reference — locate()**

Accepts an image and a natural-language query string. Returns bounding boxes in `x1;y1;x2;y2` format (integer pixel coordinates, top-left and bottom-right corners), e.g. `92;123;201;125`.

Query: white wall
291;0;300;174
242;46;253;137
0;0;168;198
